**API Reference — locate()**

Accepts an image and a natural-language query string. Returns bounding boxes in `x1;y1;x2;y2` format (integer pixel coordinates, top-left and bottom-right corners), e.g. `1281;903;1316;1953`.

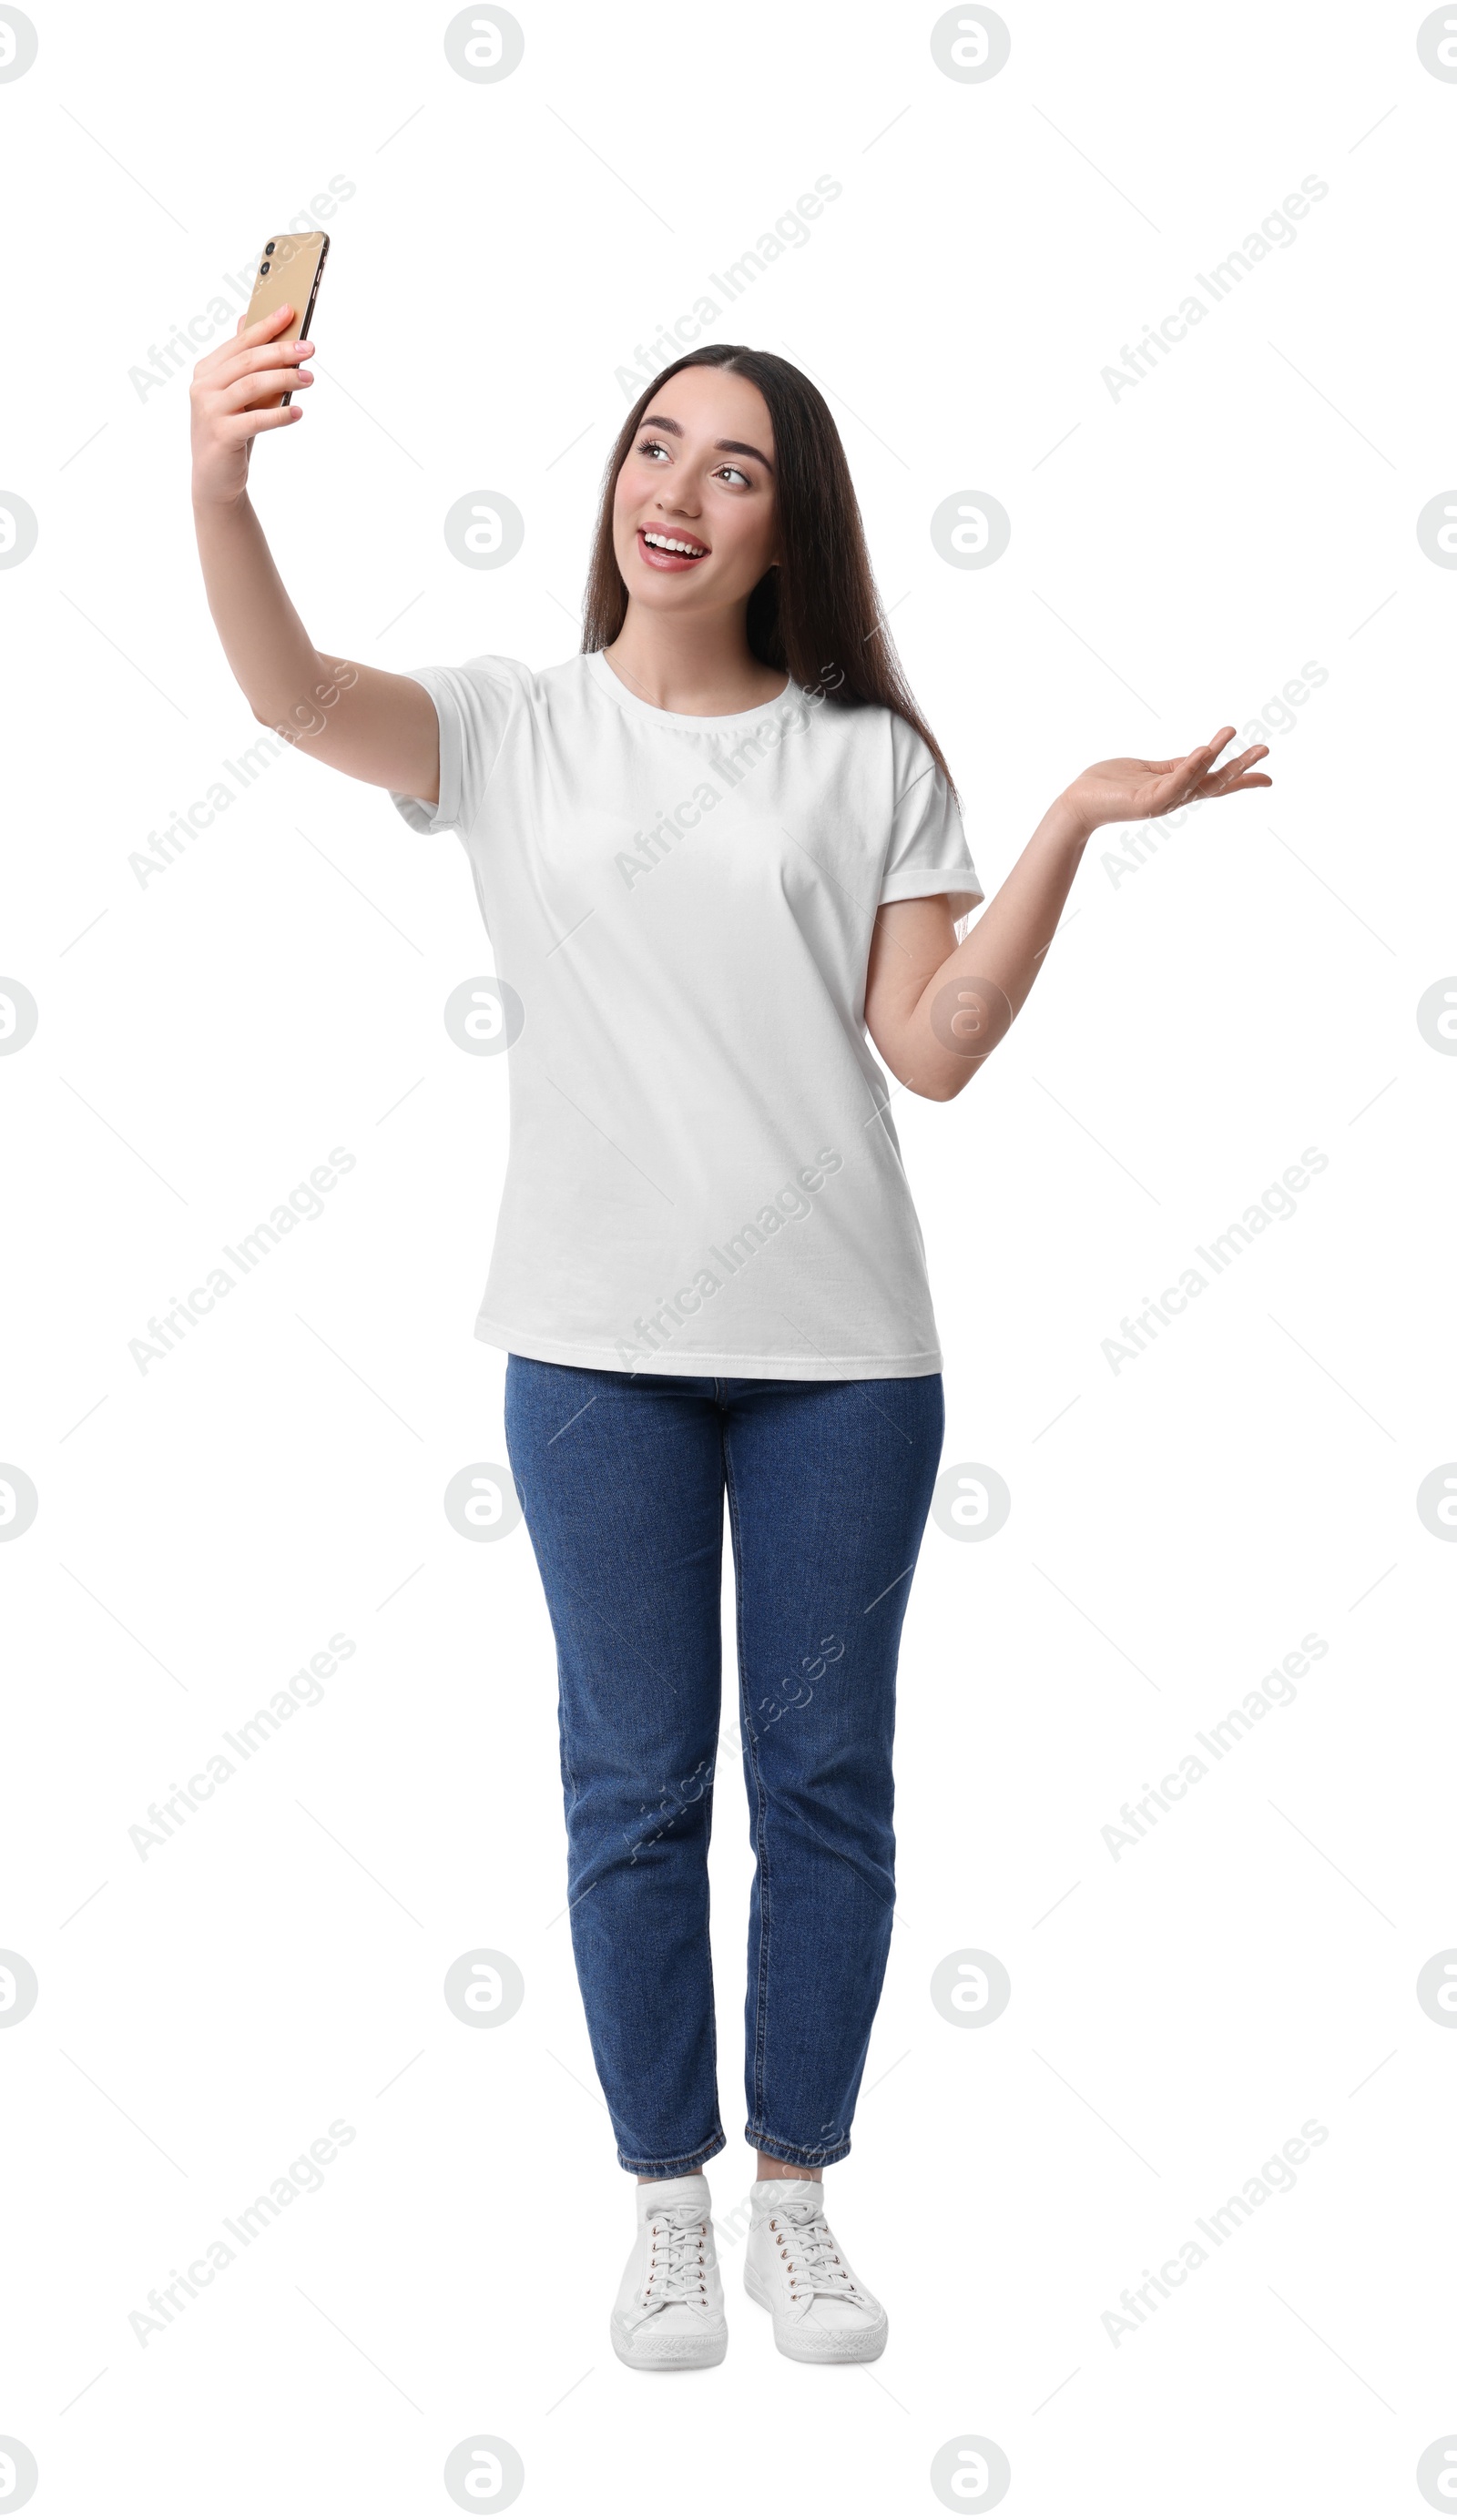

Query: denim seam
704;1426;725;2141
722;1419;773;2134
553;1634;581;1818
702;1779;720;2136
743;2123;852;2170
617;2127;728;2176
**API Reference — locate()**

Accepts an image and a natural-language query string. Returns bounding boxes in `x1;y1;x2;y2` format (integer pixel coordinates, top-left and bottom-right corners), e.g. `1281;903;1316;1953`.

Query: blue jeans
504;1358;944;2175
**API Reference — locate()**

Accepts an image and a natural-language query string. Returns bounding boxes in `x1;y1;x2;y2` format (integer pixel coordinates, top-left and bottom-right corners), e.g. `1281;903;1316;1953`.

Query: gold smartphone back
240;231;330;406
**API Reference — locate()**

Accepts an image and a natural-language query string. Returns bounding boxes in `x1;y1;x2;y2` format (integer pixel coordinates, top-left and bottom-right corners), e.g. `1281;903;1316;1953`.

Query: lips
637;526;709;572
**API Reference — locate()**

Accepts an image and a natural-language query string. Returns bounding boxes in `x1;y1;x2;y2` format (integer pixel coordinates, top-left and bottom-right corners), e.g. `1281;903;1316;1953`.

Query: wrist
1044;788;1095;851
191;483;250;519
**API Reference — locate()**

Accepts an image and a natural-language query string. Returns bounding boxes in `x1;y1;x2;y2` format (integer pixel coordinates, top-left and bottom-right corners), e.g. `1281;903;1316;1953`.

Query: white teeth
643;531;706;556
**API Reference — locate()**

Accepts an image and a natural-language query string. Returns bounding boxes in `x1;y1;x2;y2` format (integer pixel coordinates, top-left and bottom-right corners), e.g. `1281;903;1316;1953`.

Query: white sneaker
744;2178;888;2362
610;2174;728;2370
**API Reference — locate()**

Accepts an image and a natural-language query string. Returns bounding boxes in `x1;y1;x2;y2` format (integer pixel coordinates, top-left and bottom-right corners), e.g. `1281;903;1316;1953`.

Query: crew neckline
586;645;794;730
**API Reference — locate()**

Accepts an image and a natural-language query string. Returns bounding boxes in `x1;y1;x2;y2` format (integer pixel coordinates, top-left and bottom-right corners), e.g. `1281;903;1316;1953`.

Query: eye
715;463;750;486
637;435;670;462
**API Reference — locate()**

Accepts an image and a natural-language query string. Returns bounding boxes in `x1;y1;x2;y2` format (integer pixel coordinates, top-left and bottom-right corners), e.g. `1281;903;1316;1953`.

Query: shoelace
640;2205;711;2312
767;2201;864;2302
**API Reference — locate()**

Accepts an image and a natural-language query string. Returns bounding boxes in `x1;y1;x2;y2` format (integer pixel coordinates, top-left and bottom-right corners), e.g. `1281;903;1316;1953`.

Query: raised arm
190;301;440;800
864;730;1272;1102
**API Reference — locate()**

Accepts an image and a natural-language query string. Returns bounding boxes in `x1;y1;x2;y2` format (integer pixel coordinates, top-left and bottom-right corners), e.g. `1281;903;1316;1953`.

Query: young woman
189;308;1270;2373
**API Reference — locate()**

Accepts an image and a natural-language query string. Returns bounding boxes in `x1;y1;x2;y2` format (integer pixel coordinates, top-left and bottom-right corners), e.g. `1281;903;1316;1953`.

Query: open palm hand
1065;726;1272;836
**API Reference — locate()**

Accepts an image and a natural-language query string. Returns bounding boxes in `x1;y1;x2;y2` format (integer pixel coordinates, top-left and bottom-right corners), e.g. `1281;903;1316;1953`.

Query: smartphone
240;230;330;408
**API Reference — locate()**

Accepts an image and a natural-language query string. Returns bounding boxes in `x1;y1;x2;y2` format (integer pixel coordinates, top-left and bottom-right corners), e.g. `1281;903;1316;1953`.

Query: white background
3;2;1455;2513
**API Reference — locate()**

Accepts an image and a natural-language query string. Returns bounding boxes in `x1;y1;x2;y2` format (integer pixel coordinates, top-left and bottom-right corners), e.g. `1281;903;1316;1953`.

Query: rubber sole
609;2311;728;2371
743;2260;889;2362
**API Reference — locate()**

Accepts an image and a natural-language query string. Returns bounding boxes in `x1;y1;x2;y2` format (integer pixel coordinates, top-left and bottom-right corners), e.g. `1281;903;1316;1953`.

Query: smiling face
611;363;779;620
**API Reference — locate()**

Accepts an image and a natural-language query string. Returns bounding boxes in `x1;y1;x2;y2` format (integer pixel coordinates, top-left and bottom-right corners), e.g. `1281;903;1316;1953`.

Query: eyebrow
637;412;775;474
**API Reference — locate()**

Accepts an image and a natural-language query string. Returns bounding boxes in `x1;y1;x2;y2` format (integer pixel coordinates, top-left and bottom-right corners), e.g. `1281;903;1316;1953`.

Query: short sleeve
877;718;984;923
389;656;524;837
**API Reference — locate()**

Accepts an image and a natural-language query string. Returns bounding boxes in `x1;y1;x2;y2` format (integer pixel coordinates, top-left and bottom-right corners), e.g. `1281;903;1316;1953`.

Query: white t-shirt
392;648;983;1378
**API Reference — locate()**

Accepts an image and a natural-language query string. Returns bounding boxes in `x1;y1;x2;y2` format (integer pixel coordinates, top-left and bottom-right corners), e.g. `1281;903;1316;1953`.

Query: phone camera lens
265;240;276;252
260;259;271;273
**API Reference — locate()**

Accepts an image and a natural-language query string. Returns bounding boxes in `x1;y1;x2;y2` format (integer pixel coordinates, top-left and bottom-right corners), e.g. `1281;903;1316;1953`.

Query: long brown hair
580;345;959;804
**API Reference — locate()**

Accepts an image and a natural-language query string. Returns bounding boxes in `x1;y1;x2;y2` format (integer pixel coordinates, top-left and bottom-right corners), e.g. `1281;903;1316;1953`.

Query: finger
195;340;312;400
1201;744;1269;794
232;301;296;340
1168;728;1235;789
1193;771;1273;798
214;337;315;382
202;355;314;410
215;368;314;412
1151;746;1218;802
1149;747;1228;814
1182;729;1237;778
218;405;304;441
1152;757;1206;802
